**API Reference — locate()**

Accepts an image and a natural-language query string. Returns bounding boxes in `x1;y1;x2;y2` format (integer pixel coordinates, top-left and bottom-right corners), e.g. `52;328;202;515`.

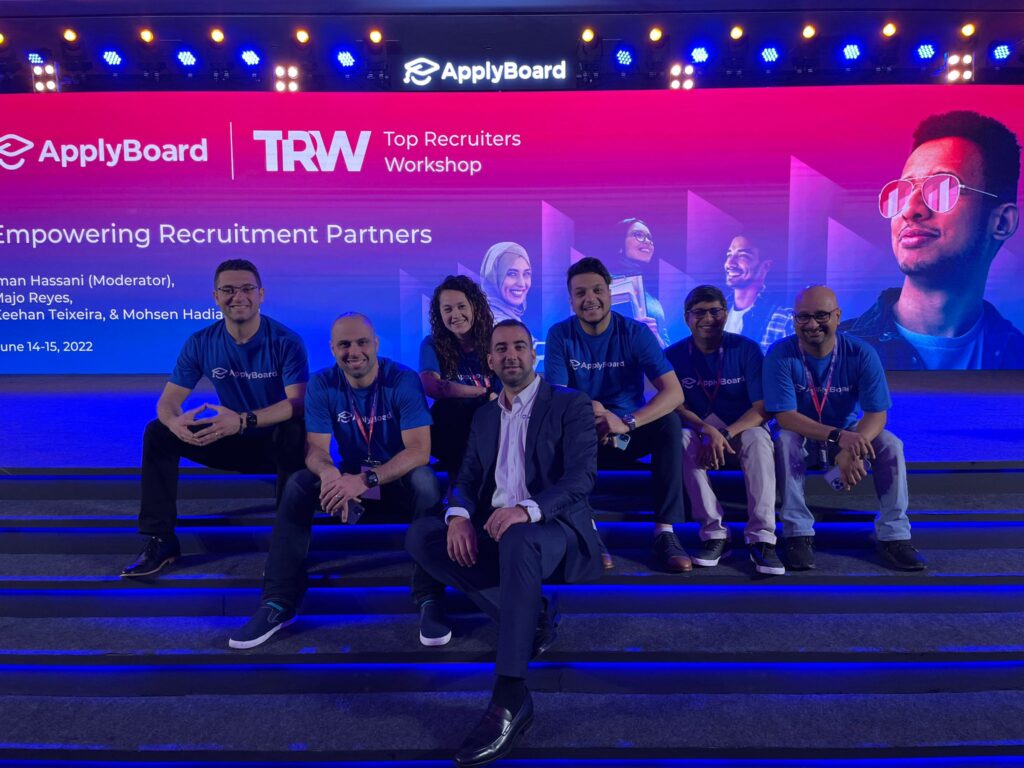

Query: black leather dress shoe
532;601;561;659
454;692;533;767
120;534;181;577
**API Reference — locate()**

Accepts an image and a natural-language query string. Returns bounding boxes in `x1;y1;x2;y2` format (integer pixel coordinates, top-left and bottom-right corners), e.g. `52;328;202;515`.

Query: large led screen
1;85;1022;373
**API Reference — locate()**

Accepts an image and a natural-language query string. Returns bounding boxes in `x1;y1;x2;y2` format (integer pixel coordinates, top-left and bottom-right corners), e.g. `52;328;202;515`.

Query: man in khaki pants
666;285;784;576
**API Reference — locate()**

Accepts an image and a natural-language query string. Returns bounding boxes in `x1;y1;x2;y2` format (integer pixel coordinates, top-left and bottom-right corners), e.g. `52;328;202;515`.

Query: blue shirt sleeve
543;323;569;386
744;341;765;403
393;368;433;430
631;321;673;381
279;333;310;388
169;333;202;390
855;341;892;412
763;343;798;413
304;372;334;434
419;336;441;373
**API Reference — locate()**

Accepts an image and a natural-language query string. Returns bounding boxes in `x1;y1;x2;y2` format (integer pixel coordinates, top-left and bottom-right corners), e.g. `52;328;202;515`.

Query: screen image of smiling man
843;110;1023;370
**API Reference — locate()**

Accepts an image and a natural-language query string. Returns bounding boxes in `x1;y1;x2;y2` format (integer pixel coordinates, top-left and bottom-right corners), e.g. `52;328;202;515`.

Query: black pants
430;397;488;486
138;417;306;536
262;465;445;610
597;412;685;525
406;515;568;678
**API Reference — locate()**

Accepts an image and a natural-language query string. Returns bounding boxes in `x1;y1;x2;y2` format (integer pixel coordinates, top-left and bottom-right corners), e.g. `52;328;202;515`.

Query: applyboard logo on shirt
682;376;745;389
570;359;626;371
337;411;394;425
796;383;852;394
211;367;279;381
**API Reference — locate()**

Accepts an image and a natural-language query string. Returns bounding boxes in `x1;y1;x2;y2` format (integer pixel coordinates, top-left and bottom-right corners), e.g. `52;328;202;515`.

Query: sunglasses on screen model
878;173;998;219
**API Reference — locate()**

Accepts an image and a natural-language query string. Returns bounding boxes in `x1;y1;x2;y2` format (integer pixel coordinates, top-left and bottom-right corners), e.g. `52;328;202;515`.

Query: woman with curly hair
420;275;499;484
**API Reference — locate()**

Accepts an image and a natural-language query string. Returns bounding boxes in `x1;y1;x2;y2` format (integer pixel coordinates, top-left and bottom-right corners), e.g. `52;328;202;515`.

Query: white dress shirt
446;374;542;525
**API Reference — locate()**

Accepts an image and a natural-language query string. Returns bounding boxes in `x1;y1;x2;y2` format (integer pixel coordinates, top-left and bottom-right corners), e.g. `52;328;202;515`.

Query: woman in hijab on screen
480;241;533;324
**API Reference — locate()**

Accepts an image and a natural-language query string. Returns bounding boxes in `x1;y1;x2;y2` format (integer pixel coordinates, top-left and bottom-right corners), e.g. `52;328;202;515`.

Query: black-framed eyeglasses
216;284;259;297
629;230;654;244
687;307;725;320
794;310;837;325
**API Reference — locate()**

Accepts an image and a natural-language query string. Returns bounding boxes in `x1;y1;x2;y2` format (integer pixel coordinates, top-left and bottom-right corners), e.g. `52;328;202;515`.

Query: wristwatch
718;428;733;441
826;428;842;446
622;413;637;432
363;469;380;489
245;412;259;430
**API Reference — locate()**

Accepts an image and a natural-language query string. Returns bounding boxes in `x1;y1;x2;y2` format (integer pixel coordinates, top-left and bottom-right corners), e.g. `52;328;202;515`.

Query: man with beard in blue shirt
666;285;784;575
230;312;448;650
545;257;688;573
122;259;308;578
764;285;926;572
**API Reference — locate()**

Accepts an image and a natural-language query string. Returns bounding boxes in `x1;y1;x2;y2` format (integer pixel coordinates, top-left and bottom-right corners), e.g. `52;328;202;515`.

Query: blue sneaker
229;602;296;649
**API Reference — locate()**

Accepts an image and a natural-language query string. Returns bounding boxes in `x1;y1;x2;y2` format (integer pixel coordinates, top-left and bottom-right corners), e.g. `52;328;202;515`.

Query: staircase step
2;691;1023;761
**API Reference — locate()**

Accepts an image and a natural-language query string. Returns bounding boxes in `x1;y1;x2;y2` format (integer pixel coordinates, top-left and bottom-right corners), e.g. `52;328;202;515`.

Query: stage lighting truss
274;63;300;91
945;50;975;82
31;59;59;92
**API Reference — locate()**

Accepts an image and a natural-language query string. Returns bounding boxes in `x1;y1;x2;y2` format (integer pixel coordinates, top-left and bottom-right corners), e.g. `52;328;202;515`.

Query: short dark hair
566;257;613;291
912;111;1021;205
489;318;533;349
214;259;262;287
685;285;727;313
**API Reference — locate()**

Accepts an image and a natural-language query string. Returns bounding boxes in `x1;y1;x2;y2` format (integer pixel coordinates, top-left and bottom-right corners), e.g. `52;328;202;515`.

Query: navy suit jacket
450;377;602;584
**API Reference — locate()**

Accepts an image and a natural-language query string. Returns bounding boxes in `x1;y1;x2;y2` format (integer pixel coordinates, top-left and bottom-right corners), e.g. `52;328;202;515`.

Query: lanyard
346;375;380;462
689;340;725;415
798;342;837;423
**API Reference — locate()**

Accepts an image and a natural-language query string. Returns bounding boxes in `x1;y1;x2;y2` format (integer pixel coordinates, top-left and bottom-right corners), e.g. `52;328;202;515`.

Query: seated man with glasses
843;110;1022;369
665;285;784;575
765;285;925;572
122;259;308;578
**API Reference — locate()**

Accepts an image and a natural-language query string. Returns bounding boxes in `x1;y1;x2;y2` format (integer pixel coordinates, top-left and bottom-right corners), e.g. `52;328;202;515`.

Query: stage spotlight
63;29;78;44
241;49;260;67
337;50;356;68
27;52;44;65
0;33;5;46
274;63;300;91
31;60;58;92
576;27;603;85
945;50;974;83
649;27;663;44
992;43;1012;61
960;23;976;38
139;29;155;44
177;49;197;67
683;77;695;89
843;43;861;61
102;50;123;67
669;78;680;89
802;25;817;40
210;28;225;44
691;46;709;64
613;46;634;69
761;47;779;64
669;62;682;78
730;26;744;41
882;22;897;38
295;29;310;45
916;43;936;61
581;28;595;44
368;28;383;45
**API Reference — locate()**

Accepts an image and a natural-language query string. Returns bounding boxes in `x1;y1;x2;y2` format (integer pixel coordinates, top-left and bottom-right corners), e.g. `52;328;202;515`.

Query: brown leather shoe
653;531;693;573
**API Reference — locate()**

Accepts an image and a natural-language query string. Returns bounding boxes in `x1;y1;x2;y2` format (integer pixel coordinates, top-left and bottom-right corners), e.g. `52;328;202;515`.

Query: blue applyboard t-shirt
665;332;764;425
763;333;891;429
305;357;432;471
544;311;673;417
419;335;494;388
169;314;309;417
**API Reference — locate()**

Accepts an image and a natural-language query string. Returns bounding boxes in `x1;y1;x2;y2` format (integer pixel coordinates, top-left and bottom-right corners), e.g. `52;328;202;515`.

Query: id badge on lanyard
347;377;383;500
799;344;837;467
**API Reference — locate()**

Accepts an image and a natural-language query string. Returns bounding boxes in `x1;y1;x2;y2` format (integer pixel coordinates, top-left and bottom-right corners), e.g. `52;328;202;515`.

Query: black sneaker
750;542;786;575
652;531;693;573
229;602;296;649
878;540;928;571
419;599;452;647
783;536;816;570
693;537;731;567
120;534;181;577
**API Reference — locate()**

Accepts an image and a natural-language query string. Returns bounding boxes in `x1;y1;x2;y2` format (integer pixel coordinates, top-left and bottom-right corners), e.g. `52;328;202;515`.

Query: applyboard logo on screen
0;133;208;170
0;134;35;170
252;130;371;173
402;56;567;87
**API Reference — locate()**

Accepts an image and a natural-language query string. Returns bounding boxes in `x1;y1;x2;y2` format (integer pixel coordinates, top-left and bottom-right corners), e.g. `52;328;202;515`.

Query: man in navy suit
406;319;602;767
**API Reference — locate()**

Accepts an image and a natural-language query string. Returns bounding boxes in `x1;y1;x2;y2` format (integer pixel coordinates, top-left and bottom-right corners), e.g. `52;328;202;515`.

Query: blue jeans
774;429;911;542
262;465;444;610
